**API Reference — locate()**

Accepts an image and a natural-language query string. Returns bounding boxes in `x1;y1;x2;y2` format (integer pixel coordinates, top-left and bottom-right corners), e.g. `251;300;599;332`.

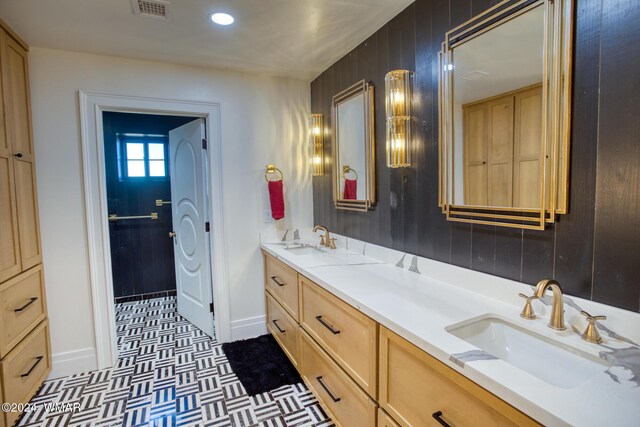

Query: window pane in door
127;160;146;177
126;142;145;160
148;143;165;160
149;160;166;177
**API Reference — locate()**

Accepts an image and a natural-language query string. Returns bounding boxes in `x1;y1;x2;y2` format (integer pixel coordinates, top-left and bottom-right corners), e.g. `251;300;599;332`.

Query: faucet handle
319;235;326;246
580;311;606;344
518;293;539;320
329;238;337;249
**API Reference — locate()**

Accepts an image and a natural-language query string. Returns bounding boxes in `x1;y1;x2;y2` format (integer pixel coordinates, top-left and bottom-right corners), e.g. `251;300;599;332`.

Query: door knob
14;153;23;158
169;231;176;238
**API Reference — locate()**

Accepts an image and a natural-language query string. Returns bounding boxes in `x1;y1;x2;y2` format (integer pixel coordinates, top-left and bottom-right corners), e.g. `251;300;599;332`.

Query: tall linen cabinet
0;19;52;427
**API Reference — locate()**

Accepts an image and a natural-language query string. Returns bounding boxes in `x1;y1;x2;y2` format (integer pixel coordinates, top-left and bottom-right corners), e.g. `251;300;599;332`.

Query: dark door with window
103;112;198;301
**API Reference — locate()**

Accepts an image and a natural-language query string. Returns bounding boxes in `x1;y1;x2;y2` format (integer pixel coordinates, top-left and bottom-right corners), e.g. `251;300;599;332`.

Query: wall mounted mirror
439;0;573;229
332;80;376;211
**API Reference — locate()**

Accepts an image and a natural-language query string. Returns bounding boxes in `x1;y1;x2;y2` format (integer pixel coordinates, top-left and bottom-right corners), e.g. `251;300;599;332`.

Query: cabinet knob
168;231;176;238
14;153;23;158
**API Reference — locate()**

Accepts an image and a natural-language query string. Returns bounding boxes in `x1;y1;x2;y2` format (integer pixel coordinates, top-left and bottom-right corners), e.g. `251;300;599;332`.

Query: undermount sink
446;315;610;389
283;244;323;255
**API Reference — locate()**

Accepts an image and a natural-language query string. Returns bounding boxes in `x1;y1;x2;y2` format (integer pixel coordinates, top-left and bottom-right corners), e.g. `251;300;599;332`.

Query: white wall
28;48;313;377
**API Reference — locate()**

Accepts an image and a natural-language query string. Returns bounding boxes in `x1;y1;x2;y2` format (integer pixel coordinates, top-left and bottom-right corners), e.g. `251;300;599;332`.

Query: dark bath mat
222;334;301;396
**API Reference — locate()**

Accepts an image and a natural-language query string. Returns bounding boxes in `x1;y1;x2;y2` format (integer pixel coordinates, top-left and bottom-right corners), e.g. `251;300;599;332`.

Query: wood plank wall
310;0;640;312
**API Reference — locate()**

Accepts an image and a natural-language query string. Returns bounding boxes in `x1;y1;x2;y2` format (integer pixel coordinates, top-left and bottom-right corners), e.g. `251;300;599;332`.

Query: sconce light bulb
392;90;404;105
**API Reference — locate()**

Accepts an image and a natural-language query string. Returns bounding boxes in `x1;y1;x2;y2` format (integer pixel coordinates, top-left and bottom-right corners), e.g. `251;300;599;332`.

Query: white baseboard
230;315;267;341
48;347;97;380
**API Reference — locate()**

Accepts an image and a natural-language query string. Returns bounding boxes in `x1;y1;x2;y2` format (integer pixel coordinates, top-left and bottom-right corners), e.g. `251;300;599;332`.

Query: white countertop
261;240;640;427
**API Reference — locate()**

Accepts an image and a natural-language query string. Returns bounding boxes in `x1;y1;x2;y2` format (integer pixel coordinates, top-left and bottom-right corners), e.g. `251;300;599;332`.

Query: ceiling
0;0;413;81
453;6;545;104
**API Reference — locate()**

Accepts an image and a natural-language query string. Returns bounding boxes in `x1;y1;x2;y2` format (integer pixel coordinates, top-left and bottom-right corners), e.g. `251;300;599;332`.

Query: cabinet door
1;32;34;160
513;85;543;209
487;96;514;207
463;104;488;205
0;32;21;281
0;149;21;281
13;159;42;270
1;31;41;270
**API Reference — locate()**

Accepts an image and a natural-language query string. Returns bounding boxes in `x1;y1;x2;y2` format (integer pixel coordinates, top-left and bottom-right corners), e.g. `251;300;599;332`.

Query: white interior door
169;118;214;337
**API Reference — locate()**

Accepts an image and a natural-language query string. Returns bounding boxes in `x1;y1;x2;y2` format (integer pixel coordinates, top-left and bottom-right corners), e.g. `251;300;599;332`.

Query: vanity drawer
379;327;540;427
300;330;377;427
300;275;378;397
266;291;300;367
0;265;47;358
1;320;51;427
264;253;299;320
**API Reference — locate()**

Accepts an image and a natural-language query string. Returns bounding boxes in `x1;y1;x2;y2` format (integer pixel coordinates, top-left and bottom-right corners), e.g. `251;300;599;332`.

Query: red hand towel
268;180;285;220
343;179;358;200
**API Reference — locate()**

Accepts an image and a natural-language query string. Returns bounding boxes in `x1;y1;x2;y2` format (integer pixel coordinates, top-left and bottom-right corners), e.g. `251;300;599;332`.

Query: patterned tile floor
18;297;333;427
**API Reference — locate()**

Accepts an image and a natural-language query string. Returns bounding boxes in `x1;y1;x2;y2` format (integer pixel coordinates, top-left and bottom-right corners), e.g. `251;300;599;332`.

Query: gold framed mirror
332;80;376;211
438;0;574;229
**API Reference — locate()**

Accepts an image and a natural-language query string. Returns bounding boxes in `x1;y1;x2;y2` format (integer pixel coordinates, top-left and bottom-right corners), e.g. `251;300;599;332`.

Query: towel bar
108;213;158;221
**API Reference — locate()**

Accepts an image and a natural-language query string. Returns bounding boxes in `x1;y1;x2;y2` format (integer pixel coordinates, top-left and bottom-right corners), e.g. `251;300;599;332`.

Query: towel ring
265;164;284;182
342;166;358;180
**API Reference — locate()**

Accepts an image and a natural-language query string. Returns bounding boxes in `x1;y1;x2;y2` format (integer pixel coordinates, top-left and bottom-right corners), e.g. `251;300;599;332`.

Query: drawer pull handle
316;376;341;402
271;276;285;287
315;315;340;334
432;411;451;427
272;319;286;333
21;356;44;378
14;297;38;312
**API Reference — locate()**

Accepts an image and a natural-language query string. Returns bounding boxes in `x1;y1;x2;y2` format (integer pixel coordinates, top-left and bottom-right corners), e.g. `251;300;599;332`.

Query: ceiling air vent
132;0;171;20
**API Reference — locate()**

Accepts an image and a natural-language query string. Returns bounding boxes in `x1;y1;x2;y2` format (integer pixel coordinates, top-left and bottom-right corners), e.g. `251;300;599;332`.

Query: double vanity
260;233;640;427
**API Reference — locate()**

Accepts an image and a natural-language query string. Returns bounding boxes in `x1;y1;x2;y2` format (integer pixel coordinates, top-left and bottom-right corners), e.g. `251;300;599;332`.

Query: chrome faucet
313;224;332;248
533;279;566;330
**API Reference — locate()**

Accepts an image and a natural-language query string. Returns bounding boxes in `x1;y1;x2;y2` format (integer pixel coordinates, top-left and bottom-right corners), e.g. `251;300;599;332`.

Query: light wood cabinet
513;86;543;209
0;151;20;282
0;265;47;358
378;408;401;427
0;19;50;425
300;330;377;427
1;320;51;426
0;26;41;279
300;274;378;397
266;291;300;367
262;252;542;427
379;326;540;427
463;84;542;208
264;254;299;320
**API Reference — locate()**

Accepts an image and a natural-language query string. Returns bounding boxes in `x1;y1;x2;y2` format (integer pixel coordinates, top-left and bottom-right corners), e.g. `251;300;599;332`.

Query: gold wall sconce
309;114;324;176
385;69;414;168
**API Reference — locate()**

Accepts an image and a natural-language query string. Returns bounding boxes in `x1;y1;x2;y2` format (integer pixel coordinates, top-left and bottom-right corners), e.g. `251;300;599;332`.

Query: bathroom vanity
261;236;640;427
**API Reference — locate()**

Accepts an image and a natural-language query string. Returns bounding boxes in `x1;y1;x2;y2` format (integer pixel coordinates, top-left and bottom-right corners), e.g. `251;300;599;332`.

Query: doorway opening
80;92;229;369
103;112;216;356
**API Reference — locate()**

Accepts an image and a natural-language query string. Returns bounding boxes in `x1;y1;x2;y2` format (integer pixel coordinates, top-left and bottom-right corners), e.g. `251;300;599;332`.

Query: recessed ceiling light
210;12;234;26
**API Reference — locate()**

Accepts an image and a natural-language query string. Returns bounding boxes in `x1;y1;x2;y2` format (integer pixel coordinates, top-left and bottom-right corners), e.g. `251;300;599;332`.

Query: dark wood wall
311;0;640;312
